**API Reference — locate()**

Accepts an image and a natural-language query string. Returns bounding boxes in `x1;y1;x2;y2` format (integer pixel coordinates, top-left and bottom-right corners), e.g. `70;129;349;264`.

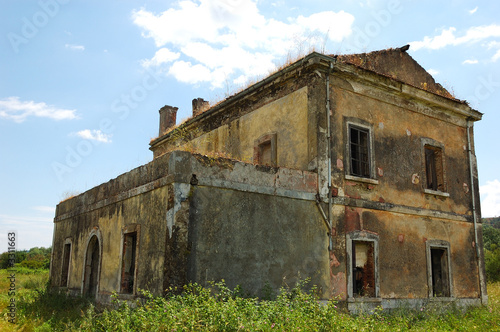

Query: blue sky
1;0;499;250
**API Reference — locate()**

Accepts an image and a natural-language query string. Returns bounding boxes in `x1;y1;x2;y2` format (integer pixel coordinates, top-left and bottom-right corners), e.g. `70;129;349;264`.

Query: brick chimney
192;98;209;117
158;105;178;135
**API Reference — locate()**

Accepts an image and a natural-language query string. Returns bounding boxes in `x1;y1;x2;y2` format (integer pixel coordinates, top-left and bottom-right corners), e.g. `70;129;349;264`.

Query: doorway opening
83;235;100;298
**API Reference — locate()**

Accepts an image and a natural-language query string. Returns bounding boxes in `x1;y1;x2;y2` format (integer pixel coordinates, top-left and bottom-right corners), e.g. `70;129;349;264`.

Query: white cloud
469;6;478;14
486;41;500;49
132;0;354;88
484;41;500;61
0;96;78;123
168;61;213;85
65;43;85;51
480;179;500;217
141;48;180;68
296;11;354;43
462;59;478;65
493;49;500;62
427;69;439;76
72;129;112;143
410;27;457;51
410;24;500;51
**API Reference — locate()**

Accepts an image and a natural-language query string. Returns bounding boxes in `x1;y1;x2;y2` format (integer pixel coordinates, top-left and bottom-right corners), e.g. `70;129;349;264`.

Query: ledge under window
424;189;450;198
345;174;379;185
428;297;455;302
347;297;382;303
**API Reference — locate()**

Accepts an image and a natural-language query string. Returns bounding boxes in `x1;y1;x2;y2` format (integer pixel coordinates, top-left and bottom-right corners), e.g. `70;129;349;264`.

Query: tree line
0;246;51;270
483;217;500;282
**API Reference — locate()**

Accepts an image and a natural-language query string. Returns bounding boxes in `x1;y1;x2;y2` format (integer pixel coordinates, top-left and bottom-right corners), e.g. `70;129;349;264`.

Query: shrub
486;244;500;282
3;269;500;331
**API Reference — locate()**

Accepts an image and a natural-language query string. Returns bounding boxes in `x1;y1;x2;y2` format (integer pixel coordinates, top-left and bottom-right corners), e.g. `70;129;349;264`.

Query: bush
18;259;47;270
486;245;500;282
484;226;500;251
0;247;51;270
3;269;500;331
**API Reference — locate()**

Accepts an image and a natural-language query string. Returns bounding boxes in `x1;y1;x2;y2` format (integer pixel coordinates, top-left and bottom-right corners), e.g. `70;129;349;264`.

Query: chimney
158;105;178;135
192;98;209;117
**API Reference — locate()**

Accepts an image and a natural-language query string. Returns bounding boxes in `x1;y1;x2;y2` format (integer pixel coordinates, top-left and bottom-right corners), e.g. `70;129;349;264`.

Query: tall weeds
2;270;500;331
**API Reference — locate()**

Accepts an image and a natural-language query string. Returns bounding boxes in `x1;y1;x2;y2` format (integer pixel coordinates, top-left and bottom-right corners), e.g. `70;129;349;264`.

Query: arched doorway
83;235;100;298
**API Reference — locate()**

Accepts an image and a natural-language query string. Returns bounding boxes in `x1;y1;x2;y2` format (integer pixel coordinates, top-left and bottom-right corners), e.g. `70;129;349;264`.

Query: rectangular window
352;241;376;297
430;248;450;297
60;243;71;287
350;126;370;178
120;232;137;294
253;133;277;167
259;140;273;166
424;145;444;191
347;232;379;299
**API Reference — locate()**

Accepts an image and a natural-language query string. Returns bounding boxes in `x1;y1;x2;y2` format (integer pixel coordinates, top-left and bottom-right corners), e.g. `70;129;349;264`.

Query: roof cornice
150;52;482;150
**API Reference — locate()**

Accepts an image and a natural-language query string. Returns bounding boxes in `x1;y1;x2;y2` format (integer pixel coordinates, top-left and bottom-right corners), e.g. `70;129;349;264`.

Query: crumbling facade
50;48;487;312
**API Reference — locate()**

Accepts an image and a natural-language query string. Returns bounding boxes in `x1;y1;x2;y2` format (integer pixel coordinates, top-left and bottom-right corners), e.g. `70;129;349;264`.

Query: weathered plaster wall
188;186;330;298
338;50;453;98
238;86;309;168
51;151;327;302
330;80;474;215
51;154;174;299
164;87;310;169
326;73;482;301
338;208;478;298
52;189;170;299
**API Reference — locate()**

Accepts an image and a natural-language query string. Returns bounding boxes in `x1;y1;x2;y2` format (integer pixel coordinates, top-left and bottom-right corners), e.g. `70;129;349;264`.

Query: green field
1;269;499;331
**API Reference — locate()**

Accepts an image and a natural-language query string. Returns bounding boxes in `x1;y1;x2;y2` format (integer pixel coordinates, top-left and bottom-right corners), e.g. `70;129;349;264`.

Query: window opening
254;133;277;167
430;248;450;297
350;126;370;177
60;243;71;287
259;140;273;166
83;235;100;297
120;232;137;294
425;145;444;191
352;241;375;297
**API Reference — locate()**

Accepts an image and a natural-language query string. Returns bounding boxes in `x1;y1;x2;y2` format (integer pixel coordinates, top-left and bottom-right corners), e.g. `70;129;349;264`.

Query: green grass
1;270;499;331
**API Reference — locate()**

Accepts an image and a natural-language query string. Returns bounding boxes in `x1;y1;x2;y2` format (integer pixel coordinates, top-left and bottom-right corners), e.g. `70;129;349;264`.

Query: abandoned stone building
50;47;487;312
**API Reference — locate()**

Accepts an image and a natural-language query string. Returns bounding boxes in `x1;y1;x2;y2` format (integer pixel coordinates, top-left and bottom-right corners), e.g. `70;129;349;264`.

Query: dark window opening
60;243;71;287
352;241;375;297
254;133;277;167
259;140;273;166
425;145;444;191
120;232;137;294
430;248;450;297
350;126;370;178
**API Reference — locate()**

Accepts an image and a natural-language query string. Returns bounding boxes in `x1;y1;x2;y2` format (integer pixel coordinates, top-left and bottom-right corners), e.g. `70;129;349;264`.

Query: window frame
81;228;103;298
346;231;380;299
421;138;449;197
60;238;72;287
344;118;377;184
426;240;453;298
119;224;140;295
253;133;277;167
